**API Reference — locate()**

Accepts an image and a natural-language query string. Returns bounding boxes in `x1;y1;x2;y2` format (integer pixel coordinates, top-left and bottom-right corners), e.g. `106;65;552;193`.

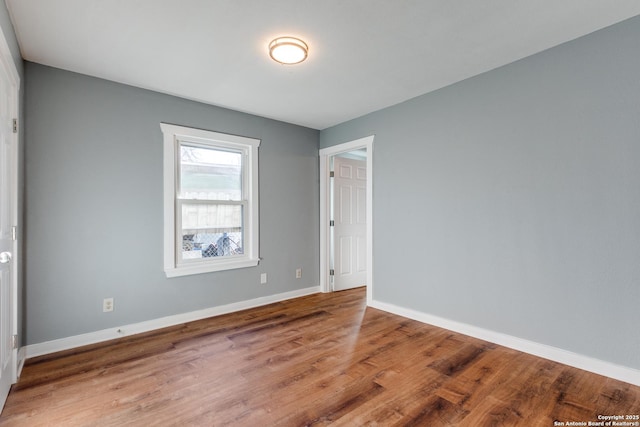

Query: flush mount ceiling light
269;36;308;65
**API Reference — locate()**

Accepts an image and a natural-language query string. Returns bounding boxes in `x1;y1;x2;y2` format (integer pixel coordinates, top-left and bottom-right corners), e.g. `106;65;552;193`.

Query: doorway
332;151;366;291
319;136;373;304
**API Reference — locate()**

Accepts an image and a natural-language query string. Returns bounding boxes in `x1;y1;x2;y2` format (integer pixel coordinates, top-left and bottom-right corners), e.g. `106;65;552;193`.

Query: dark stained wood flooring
1;287;639;426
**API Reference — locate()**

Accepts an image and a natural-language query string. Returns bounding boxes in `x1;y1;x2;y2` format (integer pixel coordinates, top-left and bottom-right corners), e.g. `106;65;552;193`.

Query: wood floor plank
1;287;639;426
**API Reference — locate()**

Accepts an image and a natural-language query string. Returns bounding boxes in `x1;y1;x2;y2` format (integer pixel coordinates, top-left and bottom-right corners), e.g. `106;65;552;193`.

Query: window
161;123;260;277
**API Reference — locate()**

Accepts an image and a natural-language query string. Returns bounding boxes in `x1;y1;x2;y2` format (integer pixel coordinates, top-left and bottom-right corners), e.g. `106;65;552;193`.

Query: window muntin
161;124;260;277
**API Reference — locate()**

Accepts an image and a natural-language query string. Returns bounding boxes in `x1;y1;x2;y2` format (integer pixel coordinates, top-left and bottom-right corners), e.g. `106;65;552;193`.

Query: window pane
180;203;243;260
180;144;242;201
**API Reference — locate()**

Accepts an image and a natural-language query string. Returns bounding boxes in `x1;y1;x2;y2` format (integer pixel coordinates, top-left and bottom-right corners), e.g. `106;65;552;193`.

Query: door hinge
329;269;335;276
12;118;17;133
11;226;17;241
329;220;334;227
329;171;334;178
12;334;18;349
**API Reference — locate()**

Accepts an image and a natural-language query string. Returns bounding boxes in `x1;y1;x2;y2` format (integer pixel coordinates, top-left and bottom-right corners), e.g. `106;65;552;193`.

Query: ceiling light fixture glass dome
269;37;308;65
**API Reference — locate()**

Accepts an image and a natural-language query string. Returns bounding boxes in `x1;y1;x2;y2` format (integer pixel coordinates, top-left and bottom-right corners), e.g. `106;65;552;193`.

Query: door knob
0;252;12;264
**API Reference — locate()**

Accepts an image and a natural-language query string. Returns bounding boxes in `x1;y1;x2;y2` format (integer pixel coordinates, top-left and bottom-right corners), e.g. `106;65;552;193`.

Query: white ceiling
7;1;640;130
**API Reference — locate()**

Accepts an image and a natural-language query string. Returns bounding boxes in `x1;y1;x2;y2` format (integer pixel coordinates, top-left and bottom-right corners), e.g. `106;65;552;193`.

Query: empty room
1;1;639;425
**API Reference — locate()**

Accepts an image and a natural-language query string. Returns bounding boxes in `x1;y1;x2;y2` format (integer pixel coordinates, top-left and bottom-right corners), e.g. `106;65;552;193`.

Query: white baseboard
369;299;640;387
24;286;320;359
22;288;639;387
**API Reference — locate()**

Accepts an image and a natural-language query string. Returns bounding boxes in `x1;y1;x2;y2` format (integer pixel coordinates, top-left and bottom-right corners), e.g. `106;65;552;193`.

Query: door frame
319;135;374;305
0;22;20;395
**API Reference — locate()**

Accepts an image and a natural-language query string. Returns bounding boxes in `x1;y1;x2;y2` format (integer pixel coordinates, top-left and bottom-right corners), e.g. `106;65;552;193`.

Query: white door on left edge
0;33;19;413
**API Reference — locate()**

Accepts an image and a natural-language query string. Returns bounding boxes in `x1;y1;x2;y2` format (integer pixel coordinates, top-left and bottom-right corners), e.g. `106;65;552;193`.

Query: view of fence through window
179;144;244;261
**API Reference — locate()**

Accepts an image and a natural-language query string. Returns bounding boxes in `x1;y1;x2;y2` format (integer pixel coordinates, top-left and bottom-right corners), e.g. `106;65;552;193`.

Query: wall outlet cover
103;298;114;313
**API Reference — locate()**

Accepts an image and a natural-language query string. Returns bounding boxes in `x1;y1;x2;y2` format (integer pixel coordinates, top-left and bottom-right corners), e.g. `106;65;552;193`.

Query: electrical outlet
296;268;302;279
260;273;267;284
103;298;114;313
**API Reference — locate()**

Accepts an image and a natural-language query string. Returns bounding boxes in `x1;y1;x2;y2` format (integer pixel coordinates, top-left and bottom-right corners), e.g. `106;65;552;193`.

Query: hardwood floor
1;288;639;426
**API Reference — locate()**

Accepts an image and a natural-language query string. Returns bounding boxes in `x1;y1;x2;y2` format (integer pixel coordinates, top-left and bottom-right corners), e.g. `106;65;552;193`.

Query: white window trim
161;123;260;278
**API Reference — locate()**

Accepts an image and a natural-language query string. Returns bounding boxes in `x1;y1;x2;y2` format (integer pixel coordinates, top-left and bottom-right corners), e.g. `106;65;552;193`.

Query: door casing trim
319;136;374;305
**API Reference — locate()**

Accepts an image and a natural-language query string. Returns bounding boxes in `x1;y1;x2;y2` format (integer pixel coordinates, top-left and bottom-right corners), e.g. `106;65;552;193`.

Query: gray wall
24;63;319;345
320;16;640;370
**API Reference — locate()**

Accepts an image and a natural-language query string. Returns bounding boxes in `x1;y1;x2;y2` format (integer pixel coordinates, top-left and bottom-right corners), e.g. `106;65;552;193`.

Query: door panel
0;42;17;412
339;185;351;224
333;157;366;291
0;141;14;410
338;236;352;275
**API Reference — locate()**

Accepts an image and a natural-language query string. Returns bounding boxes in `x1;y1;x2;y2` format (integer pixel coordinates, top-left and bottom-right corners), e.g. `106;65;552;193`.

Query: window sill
165;258;260;278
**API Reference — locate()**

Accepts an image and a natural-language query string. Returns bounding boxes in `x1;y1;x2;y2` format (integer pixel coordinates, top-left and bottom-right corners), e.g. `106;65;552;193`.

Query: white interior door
0;34;18;412
332;156;366;291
